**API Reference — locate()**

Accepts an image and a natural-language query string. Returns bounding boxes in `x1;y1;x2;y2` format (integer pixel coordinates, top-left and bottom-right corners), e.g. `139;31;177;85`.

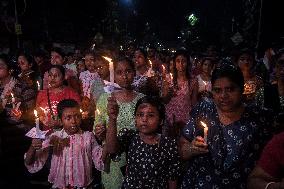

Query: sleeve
167;139;181;180
24;140;50;174
181;100;213;141
117;129;136;153
90;133;104;171
93;93;109;129
257;134;283;178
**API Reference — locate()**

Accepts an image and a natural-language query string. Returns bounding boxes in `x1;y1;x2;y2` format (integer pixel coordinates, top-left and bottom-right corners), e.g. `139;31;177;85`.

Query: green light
187;14;198;26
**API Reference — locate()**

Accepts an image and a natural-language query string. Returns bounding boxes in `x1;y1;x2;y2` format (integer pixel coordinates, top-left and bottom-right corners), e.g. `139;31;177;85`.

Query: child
24;99;105;189
196;57;214;100
106;96;181;189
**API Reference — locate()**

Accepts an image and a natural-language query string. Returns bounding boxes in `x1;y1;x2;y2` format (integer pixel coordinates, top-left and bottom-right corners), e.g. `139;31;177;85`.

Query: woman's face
0;59;9;79
135;103;160;135
84;54;96;73
202;60;213;74
114;61;135;89
96;60;109;80
238;54;253;73
18;55;31;72
175;55;187;73
212;77;242;112
48;68;64;89
51;51;64;65
134;50;147;68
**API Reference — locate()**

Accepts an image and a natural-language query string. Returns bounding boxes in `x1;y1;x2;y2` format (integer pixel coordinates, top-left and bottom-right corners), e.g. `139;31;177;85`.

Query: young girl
24;99;105;189
106;96;181;189
94;57;144;189
196;57;214;100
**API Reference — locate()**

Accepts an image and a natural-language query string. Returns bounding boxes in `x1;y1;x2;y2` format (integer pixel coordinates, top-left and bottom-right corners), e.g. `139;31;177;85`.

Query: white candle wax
37;81;41;91
34;110;41;137
102;56;114;85
200;121;208;143
11;93;16;109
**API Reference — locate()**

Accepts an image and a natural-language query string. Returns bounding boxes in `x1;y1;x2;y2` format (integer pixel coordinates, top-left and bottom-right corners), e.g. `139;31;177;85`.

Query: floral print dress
181;99;273;189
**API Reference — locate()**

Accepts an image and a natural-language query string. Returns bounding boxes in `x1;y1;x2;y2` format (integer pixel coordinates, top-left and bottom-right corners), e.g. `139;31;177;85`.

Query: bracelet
265;182;275;189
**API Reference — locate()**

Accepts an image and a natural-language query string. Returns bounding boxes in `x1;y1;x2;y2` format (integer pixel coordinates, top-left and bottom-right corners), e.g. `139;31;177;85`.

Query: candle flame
11;93;14;98
149;59;152;67
40;107;45;111
34;110;38;117
162;65;165;71
200;121;208;129
170;73;173;80
80;109;83;113
102;56;112;63
96;109;100;115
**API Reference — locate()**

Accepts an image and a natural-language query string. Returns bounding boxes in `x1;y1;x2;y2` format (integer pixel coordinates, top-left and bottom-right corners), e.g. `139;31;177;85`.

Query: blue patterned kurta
182;100;273;189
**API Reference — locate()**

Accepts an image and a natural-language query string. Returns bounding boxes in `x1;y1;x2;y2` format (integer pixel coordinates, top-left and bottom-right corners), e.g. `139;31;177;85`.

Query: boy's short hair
57;99;80;119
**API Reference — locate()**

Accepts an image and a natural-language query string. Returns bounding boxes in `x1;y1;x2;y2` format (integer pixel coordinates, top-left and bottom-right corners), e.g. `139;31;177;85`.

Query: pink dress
166;79;197;127
24;130;104;188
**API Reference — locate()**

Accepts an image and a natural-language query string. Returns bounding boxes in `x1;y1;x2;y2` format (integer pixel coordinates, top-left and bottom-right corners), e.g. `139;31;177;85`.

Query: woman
179;65;273;188
0;54;36;187
236;50;263;104
36;65;80;131
255;59;284;115
17;52;41;91
132;48;159;96
164;49;198;134
94;57;144;189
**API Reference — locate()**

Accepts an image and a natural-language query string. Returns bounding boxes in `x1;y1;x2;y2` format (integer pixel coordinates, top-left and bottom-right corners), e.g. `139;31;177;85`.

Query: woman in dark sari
179;65;273;189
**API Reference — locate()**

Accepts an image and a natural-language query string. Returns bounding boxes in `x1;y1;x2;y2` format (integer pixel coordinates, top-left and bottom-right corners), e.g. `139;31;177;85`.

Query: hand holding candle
200;121;208;143
34;110;41;138
37;81;41;91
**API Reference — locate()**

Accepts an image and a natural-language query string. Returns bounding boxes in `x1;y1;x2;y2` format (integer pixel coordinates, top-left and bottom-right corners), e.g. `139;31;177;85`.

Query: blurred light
187;14;198;26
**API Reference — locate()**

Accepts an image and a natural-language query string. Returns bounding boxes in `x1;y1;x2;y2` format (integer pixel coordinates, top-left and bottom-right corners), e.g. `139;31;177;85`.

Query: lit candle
149;59;153;69
11;93;15;109
96;109;102;123
162;65;166;75
80;109;83;114
34;110;41;137
102;56;114;85
170;73;173;86
200;121;208;143
37;81;41;91
203;81;208;91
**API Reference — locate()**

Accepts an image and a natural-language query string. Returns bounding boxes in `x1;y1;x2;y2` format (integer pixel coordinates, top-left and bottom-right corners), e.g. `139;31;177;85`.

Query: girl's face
114;61;135;89
212;77;242;112
202;60;213;75
238;54;253;73
61;107;81;135
51;51;64;65
135;103;160;135
18;55;32;72
0;60;9;79
96;60;109;80
134;50;147;68
76;61;86;73
48;68;64;89
175;55;187;73
84;54;96;73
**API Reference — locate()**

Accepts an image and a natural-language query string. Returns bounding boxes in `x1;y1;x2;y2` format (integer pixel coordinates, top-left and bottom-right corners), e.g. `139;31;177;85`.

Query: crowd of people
0;43;284;189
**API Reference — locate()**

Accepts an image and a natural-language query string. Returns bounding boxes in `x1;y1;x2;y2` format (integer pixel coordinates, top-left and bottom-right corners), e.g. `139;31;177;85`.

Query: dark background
0;0;283;51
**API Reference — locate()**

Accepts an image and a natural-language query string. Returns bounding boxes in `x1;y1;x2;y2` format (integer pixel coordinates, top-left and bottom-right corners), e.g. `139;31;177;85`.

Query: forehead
115;61;131;70
213;77;237;87
137;103;158;111
62;107;79;115
175;55;187;60
49;67;62;74
0;60;7;67
85;54;94;59
51;51;62;58
239;53;252;59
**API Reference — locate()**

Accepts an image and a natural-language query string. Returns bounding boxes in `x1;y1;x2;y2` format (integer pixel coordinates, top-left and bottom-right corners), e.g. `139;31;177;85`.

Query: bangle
265;182;275;189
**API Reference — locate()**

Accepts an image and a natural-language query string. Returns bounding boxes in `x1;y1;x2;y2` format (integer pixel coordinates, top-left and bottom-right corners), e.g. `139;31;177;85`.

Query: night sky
0;0;283;50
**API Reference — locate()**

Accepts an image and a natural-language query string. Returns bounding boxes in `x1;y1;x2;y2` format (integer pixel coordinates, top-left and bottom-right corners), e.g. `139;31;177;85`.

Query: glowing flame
102;56;112;63
200;121;208;129
96;109;100;115
34;110;38;117
80;109;83;113
11;93;14;98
